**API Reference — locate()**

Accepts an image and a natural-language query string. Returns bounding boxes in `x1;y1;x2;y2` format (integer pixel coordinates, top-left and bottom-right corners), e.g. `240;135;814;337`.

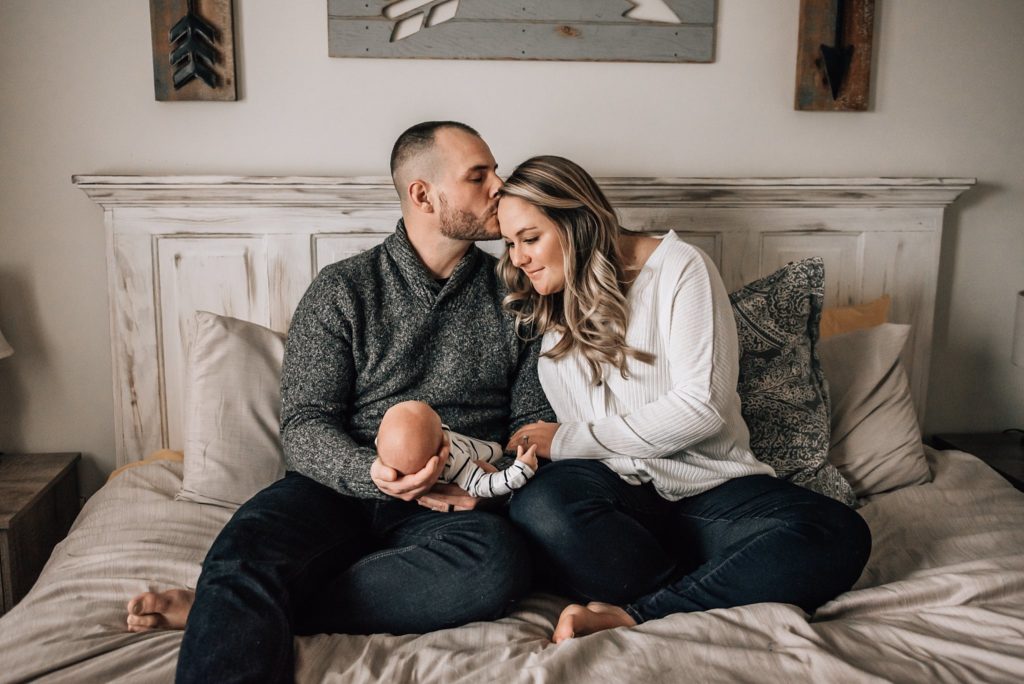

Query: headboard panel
75;176;973;467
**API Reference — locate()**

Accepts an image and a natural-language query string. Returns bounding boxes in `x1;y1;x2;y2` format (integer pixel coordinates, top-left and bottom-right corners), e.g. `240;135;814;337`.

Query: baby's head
376;400;445;476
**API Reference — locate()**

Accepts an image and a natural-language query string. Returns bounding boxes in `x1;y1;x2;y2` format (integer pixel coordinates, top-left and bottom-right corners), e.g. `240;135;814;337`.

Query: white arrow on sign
625;1;683;24
384;1;683;42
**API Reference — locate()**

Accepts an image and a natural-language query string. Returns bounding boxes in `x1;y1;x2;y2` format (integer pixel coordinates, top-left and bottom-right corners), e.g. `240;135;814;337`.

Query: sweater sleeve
508;334;557;433
550;251;735;460
279;271;386;500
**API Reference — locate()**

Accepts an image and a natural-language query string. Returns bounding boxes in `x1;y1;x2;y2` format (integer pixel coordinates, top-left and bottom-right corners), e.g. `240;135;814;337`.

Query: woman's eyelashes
504;236;538;250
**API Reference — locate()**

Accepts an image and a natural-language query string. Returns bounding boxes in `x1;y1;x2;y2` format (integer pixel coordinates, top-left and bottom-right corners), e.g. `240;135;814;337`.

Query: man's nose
488;172;503;198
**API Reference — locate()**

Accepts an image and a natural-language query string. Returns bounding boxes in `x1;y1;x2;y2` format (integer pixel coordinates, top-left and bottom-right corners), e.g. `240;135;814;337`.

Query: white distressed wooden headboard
74;176;973;467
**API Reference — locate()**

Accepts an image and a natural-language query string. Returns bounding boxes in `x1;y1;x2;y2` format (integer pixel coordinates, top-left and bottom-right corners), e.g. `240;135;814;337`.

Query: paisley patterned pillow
730;258;857;506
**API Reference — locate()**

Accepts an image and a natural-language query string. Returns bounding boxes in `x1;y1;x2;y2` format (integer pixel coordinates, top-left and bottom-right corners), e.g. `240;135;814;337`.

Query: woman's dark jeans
176;471;531;684
509;459;871;623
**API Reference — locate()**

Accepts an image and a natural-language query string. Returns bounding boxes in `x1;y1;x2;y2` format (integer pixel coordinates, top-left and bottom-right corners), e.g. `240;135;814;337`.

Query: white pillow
176;311;286;508
819;323;931;498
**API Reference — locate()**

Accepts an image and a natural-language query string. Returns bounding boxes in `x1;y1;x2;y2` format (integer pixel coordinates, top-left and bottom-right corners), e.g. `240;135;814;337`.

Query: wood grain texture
328;0;716;62
73;176;973;466
150;0;237;101
0;453;80;614
795;0;875;111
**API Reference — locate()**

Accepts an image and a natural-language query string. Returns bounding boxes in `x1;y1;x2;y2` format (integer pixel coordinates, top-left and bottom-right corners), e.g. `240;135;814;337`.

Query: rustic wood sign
328;1;717;62
150;0;238;101
795;0;874;111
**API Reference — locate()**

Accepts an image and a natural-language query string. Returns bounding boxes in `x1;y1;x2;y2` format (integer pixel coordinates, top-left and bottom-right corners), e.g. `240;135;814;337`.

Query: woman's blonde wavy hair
498;155;654;385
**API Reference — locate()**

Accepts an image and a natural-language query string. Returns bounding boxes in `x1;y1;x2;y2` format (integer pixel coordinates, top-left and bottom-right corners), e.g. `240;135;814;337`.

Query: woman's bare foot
125;589;195;632
551;602;637;644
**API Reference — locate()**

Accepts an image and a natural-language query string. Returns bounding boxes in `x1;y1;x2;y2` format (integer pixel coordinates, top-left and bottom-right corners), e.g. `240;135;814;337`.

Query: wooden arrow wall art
795;0;874;111
150;0;237;101
328;1;717;62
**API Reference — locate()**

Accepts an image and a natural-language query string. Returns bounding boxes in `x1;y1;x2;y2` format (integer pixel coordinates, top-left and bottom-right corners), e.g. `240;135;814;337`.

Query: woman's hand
417;483;481;512
371;442;448;501
507;421;559;459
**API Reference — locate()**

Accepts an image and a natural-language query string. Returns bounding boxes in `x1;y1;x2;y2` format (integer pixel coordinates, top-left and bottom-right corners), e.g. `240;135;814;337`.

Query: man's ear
408;180;434;214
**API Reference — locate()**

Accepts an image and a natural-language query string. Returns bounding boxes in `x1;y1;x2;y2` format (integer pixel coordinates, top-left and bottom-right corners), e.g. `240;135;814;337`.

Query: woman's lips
525;268;543;279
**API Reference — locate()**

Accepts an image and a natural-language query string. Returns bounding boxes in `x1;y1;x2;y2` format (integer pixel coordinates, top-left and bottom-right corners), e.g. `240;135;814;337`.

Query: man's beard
438;194;497;241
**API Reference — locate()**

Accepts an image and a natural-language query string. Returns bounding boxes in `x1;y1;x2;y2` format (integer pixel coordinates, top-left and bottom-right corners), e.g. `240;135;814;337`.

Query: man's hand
507;421;559;459
371;445;447;501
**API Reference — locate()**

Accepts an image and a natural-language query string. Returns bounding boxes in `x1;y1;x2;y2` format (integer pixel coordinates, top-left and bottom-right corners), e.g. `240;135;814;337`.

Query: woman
496;156;871;643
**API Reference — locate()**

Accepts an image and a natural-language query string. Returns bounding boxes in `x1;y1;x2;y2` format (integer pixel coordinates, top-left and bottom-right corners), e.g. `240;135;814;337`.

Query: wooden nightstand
932;432;1024;492
0;453;81;615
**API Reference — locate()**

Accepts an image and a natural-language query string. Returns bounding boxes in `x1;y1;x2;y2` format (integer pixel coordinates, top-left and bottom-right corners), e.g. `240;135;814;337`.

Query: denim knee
509;460;613;540
437;513;532;619
789;498;873;601
818;501;872;579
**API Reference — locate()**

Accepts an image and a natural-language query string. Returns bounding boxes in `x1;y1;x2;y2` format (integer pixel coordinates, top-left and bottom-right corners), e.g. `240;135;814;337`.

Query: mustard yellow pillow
107;449;184;483
820;295;890;340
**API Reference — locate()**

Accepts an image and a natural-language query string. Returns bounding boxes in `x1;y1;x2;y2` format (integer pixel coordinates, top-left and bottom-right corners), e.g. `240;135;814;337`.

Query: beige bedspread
1;448;1023;683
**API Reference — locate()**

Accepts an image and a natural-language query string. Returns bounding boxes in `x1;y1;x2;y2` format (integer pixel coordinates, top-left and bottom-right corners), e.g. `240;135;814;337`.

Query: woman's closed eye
504;237;537;250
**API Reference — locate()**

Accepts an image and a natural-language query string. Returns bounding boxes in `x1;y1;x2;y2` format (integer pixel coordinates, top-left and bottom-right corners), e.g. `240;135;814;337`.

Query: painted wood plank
156;236;272;449
74;176;976;210
761;232;862;307
267;236;312;333
328;1;716;24
328;0;716;61
110;231;164;463
329;18;713;61
314;234;390;273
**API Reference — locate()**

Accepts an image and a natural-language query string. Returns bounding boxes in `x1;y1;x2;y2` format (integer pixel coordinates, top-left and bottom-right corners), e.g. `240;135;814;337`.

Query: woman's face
498;196;566;295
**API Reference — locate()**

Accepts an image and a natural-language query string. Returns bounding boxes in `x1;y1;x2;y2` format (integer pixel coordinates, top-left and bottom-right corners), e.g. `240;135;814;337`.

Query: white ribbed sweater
542;231;775;501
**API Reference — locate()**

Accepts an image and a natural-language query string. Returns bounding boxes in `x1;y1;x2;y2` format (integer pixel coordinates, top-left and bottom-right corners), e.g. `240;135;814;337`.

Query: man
126;121;555;682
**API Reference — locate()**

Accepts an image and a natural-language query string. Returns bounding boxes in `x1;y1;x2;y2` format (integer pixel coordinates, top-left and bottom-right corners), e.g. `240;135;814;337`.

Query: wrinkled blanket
1;448;1023;683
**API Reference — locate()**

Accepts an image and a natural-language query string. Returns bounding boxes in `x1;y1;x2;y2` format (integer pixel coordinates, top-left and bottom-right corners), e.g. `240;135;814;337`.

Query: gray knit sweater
280;220;555;500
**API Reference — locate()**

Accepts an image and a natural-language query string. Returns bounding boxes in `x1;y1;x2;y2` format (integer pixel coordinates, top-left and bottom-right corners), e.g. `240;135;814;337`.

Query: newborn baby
376;400;538;498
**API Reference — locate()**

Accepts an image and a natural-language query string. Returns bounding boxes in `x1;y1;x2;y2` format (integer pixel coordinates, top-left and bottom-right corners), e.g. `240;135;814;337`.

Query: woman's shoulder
651;231;712;276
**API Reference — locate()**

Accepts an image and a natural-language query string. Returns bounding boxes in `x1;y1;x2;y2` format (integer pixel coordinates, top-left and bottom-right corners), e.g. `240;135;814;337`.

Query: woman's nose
510;249;528;268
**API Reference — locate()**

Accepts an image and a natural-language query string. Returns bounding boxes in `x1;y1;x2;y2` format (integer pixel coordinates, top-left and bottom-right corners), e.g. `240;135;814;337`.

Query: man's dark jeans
509;459;871;623
176;471;530;684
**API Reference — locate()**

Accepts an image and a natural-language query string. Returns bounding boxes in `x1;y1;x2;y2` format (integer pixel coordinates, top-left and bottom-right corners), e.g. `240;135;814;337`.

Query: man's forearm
281;418;386;500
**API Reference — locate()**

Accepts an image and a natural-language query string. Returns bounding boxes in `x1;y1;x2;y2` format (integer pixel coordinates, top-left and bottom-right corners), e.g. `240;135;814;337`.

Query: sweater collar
385;219;483;305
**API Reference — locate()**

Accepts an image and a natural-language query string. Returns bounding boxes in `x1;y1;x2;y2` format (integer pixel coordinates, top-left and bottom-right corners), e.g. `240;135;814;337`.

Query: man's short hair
389;121;480;182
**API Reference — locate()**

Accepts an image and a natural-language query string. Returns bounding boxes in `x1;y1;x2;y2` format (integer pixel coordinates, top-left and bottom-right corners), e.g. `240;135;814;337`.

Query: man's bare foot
125;589;195;633
551;602;637;644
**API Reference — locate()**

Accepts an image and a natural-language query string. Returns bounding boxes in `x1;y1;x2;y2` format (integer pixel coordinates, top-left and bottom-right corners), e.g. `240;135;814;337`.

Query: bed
3;175;1024;683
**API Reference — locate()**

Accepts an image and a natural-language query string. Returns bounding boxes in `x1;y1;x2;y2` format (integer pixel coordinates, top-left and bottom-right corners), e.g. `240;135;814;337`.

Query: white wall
1;0;1022;496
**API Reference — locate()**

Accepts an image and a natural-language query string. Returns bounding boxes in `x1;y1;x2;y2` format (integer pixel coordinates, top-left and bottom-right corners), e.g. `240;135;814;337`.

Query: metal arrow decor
328;1;717;62
150;0;238;101
818;0;853;100
795;0;875;111
170;0;221;89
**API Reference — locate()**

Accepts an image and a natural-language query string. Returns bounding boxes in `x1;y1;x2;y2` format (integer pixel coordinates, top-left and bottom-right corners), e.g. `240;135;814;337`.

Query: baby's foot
551;601;636;644
125;589;195;632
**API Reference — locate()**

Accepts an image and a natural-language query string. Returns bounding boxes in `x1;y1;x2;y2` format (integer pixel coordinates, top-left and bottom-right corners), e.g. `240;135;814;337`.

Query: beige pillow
818;323;931;498
176;311;286;508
